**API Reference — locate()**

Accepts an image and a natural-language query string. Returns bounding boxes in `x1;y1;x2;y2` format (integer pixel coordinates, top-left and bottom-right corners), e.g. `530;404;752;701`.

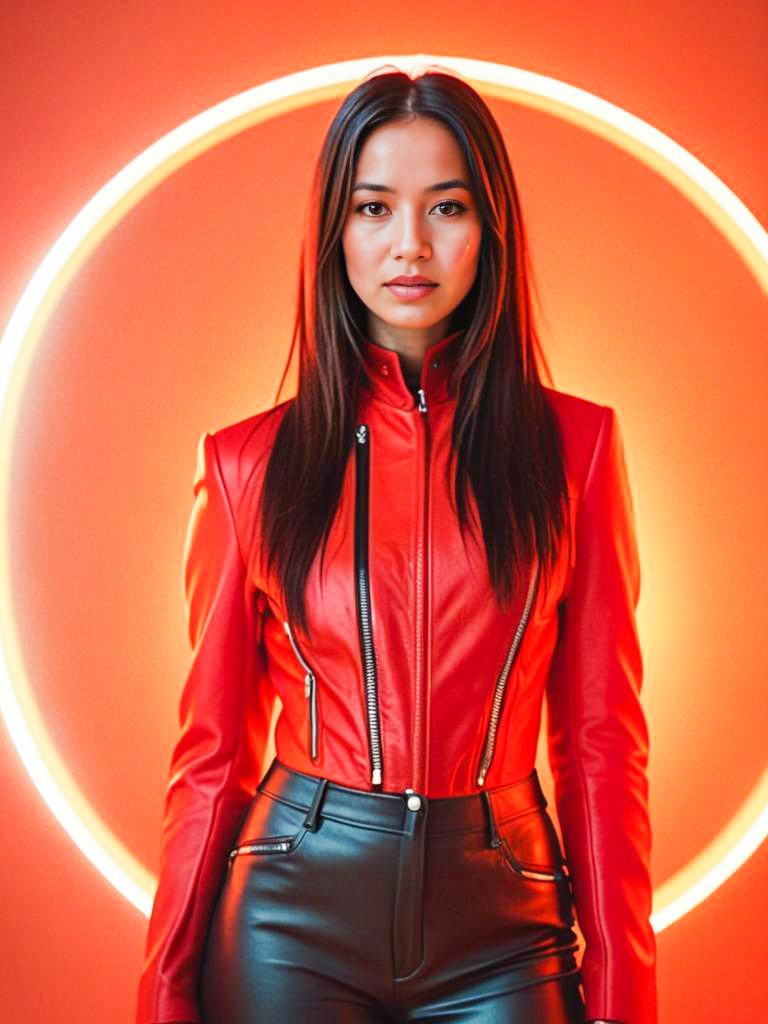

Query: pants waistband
257;758;548;839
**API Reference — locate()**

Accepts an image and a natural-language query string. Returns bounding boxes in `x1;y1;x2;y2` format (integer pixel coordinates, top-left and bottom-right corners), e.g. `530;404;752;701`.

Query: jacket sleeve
545;406;657;1024
136;431;276;1024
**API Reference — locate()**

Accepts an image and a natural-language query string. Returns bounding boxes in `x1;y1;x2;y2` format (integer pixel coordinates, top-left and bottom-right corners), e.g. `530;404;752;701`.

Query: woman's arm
545;405;657;1024
135;431;276;1024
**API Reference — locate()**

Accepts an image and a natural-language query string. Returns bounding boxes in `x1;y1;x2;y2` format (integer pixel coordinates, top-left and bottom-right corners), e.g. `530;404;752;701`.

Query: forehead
354;118;468;180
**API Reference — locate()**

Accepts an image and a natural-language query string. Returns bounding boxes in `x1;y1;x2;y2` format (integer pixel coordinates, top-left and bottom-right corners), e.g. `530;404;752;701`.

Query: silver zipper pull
284;621;316;692
284;619;319;762
417;388;427;413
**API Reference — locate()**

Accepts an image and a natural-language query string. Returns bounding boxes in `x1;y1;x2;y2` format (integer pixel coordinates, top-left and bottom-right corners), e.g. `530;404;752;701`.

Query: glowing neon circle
1;54;767;927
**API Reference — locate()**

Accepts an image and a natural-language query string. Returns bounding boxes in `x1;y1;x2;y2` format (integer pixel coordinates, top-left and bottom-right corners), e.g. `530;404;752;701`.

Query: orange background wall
1;2;767;1021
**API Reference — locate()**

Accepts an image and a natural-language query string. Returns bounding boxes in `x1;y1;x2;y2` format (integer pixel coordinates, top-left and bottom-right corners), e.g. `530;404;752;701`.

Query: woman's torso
216;331;600;797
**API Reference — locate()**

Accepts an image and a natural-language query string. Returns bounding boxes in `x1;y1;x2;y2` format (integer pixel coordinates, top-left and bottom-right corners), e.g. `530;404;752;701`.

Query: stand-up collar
360;328;463;409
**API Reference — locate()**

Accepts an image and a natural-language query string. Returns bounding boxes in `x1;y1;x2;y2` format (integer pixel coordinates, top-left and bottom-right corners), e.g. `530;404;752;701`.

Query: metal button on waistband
406;794;422;811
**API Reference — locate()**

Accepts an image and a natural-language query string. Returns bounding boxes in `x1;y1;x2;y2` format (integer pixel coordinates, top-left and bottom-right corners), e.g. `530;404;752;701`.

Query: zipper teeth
358;566;383;773
476;557;541;786
283;619;318;761
229;837;293;860
309;667;317;758
355;423;383;785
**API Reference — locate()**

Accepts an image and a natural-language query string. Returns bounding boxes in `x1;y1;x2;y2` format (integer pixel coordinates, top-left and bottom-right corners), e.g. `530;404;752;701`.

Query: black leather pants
200;757;586;1023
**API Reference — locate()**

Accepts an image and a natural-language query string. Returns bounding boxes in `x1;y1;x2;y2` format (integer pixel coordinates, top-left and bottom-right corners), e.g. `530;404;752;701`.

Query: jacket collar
360;328;464;410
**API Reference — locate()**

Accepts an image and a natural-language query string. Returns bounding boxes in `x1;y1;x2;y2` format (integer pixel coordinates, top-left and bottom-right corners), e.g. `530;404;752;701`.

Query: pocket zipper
504;855;564;881
229;836;295;861
476;558;541;786
283;619;318;762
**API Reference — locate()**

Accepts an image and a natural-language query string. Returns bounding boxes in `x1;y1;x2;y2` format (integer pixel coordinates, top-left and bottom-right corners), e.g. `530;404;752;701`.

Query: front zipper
415;386;430;791
354;392;430;789
354;423;383;786
476;557;541;786
229;836;295;861
283;619;318;762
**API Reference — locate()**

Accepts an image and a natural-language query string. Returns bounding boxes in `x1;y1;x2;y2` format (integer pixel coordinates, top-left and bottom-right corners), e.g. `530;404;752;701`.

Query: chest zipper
283;619;318;762
476;557;541;786
354;423;383;786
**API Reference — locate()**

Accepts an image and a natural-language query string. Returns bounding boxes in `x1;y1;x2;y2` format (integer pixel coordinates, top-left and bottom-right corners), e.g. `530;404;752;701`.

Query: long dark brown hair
249;67;569;637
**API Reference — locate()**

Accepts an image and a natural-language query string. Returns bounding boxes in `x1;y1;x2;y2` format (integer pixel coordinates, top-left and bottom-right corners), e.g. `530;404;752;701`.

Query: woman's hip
200;757;583;1020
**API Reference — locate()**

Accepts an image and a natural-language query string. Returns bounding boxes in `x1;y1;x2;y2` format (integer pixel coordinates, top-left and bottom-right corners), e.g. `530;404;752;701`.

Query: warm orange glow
1;53;766;925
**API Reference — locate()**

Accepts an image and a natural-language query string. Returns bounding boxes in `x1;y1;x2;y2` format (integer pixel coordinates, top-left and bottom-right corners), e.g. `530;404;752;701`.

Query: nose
390;209;431;262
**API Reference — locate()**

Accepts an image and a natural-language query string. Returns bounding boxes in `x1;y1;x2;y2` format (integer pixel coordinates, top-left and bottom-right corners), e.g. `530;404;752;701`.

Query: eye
355;201;388;217
433;200;467;216
353;199;468;218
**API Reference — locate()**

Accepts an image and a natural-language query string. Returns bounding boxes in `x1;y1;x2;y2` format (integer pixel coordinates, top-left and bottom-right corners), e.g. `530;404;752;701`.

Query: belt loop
481;790;502;848
303;777;329;831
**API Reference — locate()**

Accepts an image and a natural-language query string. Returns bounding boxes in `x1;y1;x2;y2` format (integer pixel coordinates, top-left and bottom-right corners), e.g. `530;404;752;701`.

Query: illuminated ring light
1;54;767;927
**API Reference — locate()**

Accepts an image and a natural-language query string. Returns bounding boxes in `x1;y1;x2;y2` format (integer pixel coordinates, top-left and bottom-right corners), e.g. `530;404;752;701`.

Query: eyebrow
351;178;471;194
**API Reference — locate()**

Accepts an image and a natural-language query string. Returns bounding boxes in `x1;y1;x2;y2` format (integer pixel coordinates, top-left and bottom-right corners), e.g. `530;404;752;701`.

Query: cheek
445;232;482;276
342;227;373;281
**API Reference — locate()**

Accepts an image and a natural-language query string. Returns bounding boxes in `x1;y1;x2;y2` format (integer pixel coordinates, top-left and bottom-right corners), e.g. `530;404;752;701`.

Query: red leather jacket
136;328;657;1024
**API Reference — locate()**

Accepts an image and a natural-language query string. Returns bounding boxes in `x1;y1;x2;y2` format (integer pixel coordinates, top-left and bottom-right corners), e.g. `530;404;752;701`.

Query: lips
385;279;438;301
386;275;437;286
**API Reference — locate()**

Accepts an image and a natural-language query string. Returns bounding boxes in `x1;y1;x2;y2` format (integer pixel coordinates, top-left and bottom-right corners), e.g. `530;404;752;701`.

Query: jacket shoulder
205;398;293;501
542;385;611;490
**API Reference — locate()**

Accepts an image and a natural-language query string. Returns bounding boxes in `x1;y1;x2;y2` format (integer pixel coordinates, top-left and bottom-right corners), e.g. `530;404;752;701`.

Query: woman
136;67;656;1024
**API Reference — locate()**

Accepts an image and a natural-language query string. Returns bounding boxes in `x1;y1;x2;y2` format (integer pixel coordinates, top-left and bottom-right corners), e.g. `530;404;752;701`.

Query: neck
360;326;464;410
366;317;457;383
401;359;421;395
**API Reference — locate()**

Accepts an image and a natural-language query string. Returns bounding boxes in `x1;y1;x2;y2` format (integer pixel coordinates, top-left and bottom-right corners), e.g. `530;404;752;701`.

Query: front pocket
497;805;567;882
228;831;305;863
229;788;311;865
501;847;563;881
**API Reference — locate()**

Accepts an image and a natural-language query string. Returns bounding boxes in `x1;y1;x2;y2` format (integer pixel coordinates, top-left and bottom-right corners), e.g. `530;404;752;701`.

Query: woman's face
341;116;483;349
